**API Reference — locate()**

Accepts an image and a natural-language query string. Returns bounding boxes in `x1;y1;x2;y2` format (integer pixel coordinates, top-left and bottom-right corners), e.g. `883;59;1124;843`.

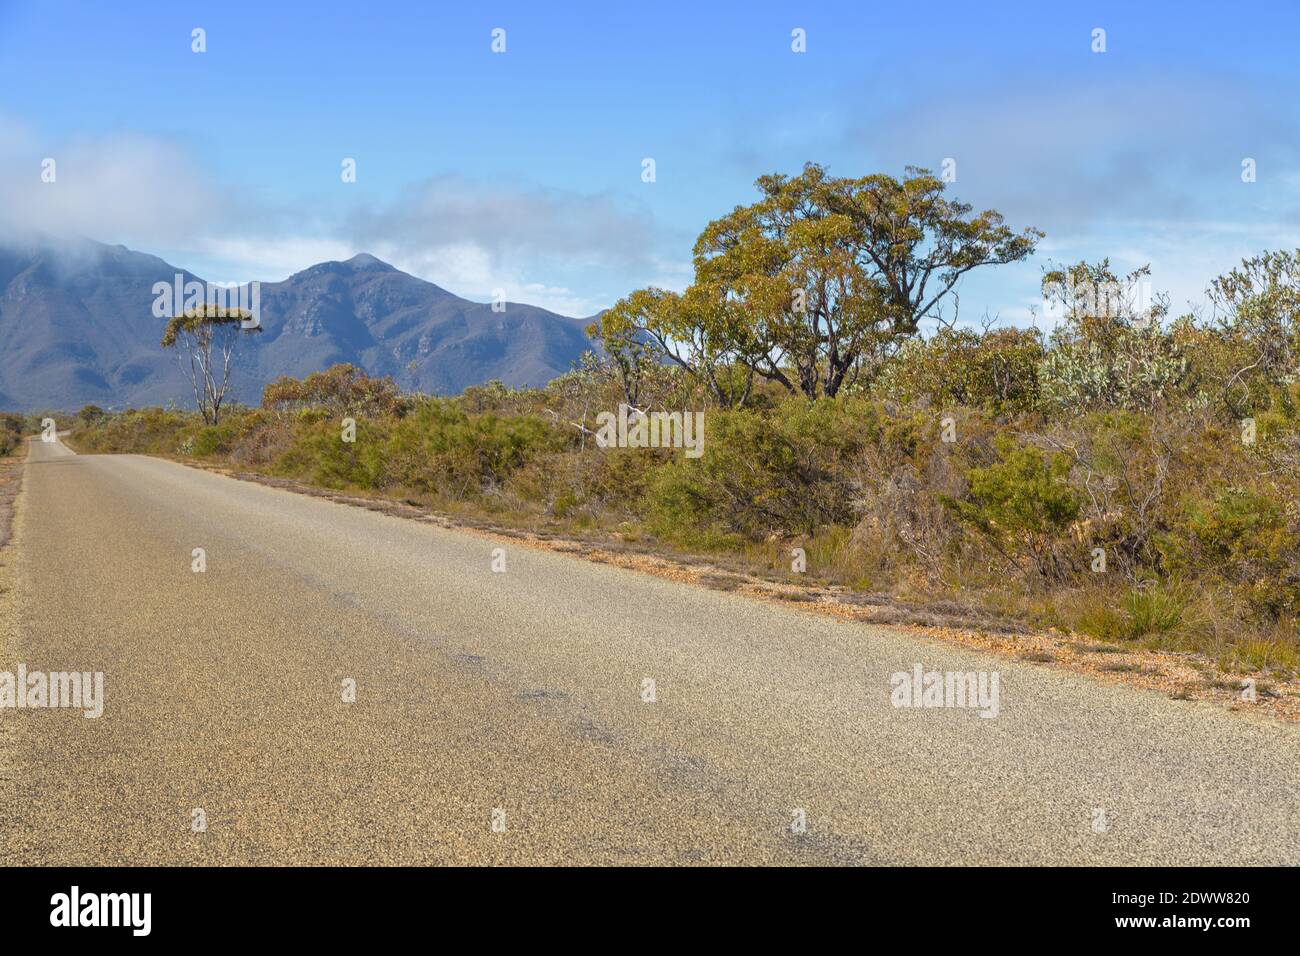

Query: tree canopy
592;163;1042;401
160;305;253;348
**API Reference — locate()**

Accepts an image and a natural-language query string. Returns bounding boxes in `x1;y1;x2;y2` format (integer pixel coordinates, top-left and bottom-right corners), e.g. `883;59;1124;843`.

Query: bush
383;400;562;498
69;407;194;455
644;399;868;542
946;436;1081;580
1165;487;1300;619
1037;261;1190;414
1071;585;1188;643
877;326;1044;413
0;413;23;457
262;364;406;418
1124;586;1187;638
271;417;387;489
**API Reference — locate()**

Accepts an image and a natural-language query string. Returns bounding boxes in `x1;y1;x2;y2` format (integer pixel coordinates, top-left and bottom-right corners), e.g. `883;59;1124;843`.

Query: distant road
1;437;1296;864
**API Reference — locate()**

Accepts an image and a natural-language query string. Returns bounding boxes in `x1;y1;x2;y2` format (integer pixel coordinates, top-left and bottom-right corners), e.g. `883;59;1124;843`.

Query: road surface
1;437;1296;864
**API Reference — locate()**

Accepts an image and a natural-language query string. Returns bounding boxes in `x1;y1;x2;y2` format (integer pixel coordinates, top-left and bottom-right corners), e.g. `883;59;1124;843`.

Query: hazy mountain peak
289;252;399;281
344;252;392;270
0;240;592;410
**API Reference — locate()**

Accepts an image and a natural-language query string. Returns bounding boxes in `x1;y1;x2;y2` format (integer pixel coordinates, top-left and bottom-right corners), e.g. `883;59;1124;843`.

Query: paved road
0;437;1296;865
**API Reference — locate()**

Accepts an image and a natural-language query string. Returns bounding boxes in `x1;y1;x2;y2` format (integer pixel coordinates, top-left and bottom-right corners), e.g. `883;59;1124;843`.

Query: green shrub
0;413;23;457
262;363;406;418
644;399;868;542
946;437;1081;580
1124;587;1186;638
877;326;1044;413
384;400;562;498
272;418;387;489
71;407;195;455
1165;487;1300;619
191;418;245;457
1072;600;1130;643
1070;585;1187;643
1036;260;1190;414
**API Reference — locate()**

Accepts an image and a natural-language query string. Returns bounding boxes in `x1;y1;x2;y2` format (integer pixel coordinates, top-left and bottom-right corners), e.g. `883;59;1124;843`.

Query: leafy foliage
0;413;24;457
592;163;1041;400
945;437;1081;580
878;326;1044;413
262;364;406;418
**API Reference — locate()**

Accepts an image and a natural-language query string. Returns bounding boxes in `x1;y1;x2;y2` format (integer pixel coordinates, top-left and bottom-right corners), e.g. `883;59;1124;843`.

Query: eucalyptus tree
161;305;262;424
593;163;1042;400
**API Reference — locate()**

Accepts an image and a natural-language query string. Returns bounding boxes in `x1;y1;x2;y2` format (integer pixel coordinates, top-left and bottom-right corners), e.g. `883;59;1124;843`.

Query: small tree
1209;250;1300;391
589;286;756;408
585;300;658;409
161;305;261;425
1037;261;1186;414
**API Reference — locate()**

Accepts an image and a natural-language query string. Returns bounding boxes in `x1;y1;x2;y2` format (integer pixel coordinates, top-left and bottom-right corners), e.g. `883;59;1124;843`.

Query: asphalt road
0;437;1296;865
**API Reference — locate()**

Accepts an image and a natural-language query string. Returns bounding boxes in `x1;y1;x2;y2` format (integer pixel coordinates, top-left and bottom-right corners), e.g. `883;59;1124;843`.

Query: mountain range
0;237;595;411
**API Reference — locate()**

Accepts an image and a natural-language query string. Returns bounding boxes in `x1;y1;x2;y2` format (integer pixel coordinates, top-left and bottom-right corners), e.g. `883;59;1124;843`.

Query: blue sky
2;0;1298;321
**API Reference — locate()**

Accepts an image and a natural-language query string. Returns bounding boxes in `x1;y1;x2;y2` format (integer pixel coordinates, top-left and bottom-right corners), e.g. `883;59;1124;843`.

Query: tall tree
594;163;1042;400
694;163;884;398
161;305;261;424
828;166;1041;337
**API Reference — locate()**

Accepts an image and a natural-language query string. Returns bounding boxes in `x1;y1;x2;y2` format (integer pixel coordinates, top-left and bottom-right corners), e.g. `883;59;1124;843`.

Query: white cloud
0;117;224;245
848;71;1300;234
0;120;683;315
347;175;664;270
190;236;357;284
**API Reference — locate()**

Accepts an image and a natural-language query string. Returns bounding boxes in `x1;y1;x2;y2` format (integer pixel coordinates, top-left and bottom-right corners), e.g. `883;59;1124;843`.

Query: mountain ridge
0;237;595;410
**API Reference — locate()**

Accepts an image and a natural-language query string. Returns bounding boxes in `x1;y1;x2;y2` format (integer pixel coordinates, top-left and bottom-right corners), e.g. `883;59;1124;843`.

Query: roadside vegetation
51;166;1300;679
0;414;24;458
